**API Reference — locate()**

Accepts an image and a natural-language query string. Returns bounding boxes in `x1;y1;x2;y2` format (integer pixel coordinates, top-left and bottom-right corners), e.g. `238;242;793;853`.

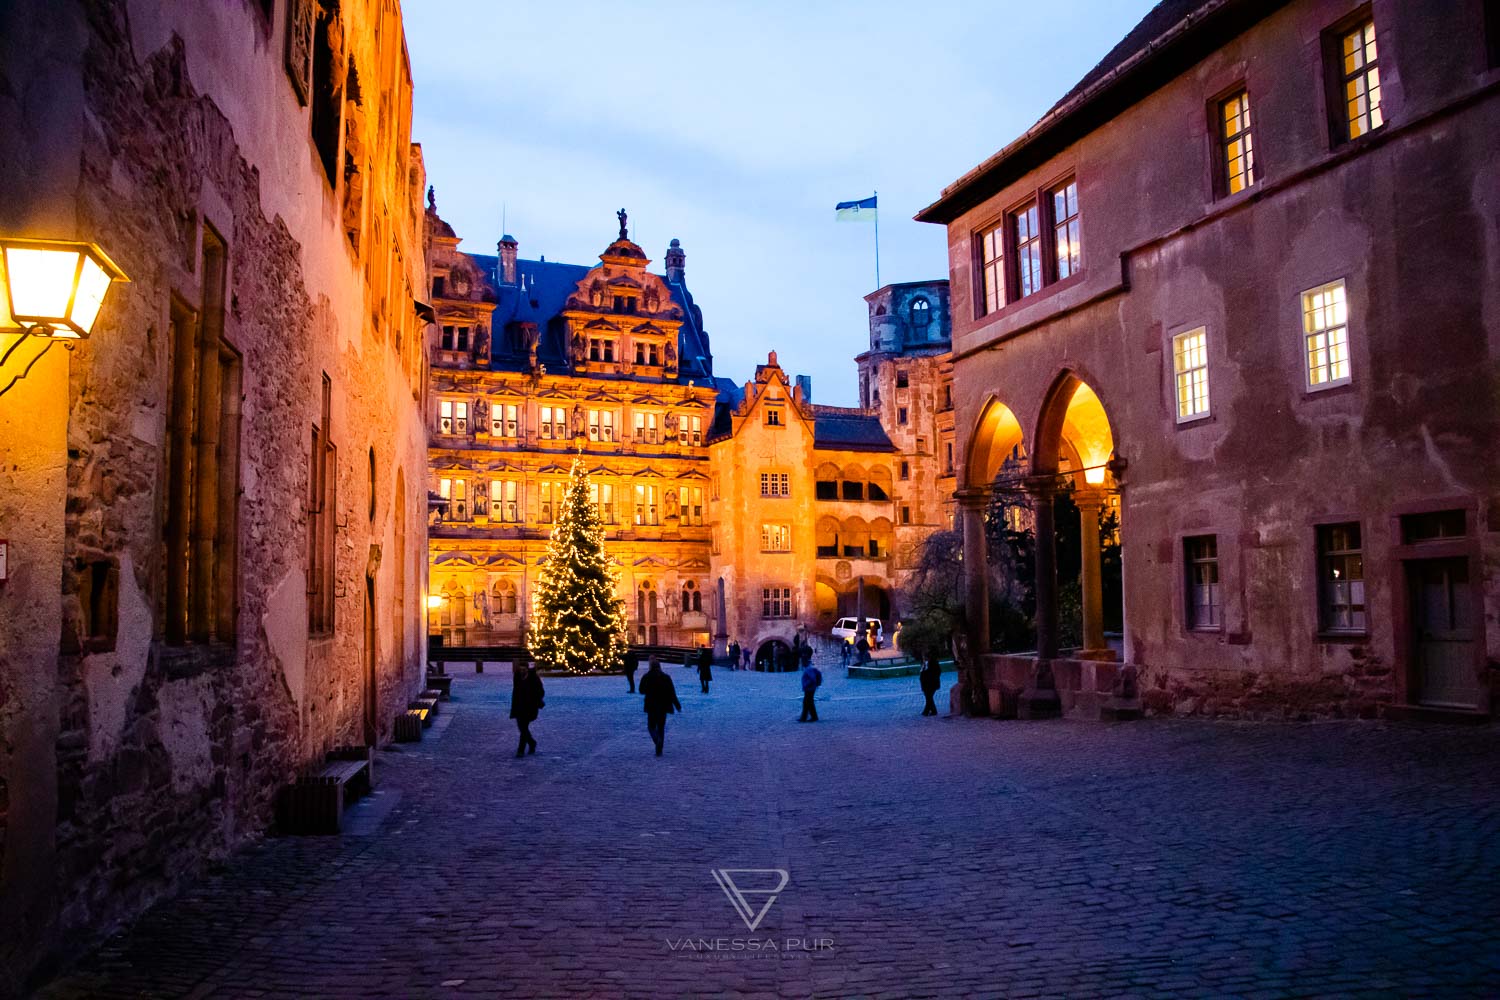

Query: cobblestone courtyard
38;666;1500;999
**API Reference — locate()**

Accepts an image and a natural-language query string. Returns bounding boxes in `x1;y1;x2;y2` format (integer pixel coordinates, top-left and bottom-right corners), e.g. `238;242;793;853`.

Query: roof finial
617;207;628;240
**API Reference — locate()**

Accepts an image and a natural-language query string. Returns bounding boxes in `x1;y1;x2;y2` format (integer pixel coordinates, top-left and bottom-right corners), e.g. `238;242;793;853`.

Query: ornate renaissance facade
424;205;956;664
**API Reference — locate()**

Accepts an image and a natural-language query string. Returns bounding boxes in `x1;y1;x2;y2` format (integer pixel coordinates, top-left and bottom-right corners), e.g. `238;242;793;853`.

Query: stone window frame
973;169;1084;318
1315;521;1368;636
760;523;792;553
759;471;790;498
1171;327;1212;423
761;586;795;620
1183;534;1223;632
1301;278;1352;392
1321;6;1385;148
587;407;616;442
1210;86;1257;199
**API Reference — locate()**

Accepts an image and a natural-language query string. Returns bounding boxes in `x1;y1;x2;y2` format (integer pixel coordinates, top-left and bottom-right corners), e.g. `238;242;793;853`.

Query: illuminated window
1317;523;1366;633
761;586;794;619
590;481;615;523
494;480;520;522
634;410;659;443
438;399;468;436
491;402;519;438
1051;179;1080;279
683;414;703;445
679;486;704;525
634;484;659;525
1302;280;1350;389
1184;535;1221;630
1172;328;1210;420
759;472;790;497
761;524;791;551
910;297;930;327
539;405;567;440
1219;90;1255;195
1335;17;1382;141
980;223;1005;314
439;477;468;521
1013;203;1043;298
588;408;615;442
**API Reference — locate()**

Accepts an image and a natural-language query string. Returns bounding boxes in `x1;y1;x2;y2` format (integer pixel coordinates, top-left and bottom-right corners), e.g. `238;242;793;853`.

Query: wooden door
1408;558;1481;709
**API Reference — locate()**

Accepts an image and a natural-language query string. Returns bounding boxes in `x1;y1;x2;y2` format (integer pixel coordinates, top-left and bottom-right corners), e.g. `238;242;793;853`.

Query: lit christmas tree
527;455;629;674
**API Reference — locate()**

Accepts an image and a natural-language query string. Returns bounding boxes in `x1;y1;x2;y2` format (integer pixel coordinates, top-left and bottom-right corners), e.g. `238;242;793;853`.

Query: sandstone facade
0;1;431;991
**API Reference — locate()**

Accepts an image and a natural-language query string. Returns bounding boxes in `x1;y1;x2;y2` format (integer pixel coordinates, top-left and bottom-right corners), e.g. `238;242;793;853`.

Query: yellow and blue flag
835;195;877;222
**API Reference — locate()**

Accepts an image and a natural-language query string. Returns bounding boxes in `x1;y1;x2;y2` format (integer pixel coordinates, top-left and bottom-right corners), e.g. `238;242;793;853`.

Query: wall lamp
0;238;129;398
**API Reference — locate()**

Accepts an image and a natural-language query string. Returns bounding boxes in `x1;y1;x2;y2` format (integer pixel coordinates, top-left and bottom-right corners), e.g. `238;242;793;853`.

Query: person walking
855;633;870;666
728;640;741;670
799;660;822;722
919;650;942;716
742;646;752;670
638;656;682;756
800;643;814;670
696;647;713;693
623;648;640;694
510;662;545;757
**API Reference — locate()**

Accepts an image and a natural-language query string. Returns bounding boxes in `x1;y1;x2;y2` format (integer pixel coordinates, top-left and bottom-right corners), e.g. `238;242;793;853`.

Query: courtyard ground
36;665;1500;999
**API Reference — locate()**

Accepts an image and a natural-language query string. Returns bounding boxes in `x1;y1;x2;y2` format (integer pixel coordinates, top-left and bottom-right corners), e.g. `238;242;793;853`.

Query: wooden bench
277;747;373;835
409;697;438;726
425;673;453;700
394;709;424;742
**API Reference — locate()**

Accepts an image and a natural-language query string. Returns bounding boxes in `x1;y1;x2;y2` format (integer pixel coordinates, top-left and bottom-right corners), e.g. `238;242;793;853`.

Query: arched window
910;297;930;327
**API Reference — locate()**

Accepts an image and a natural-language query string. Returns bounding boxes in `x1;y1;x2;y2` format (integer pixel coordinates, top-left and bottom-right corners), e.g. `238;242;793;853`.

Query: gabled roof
917;0;1287;224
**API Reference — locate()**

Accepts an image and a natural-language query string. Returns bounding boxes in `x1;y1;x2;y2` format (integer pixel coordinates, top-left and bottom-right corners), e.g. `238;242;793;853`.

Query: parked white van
831;617;882;646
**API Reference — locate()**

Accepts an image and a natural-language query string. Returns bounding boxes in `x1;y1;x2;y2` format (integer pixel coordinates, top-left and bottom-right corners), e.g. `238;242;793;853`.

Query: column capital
954;487;989;510
1022;475;1060;499
1072;487;1107;512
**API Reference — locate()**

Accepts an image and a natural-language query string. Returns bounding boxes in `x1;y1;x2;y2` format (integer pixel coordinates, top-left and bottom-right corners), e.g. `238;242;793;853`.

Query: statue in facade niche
474;325;490;360
589;278;604;306
474;590;491;629
522;323;541;370
644;285;660;312
617;207;628;240
663;410;679;440
571;404;585;438
473;397;488;428
663;339;677;368
664;489;679;520
572;328;586;362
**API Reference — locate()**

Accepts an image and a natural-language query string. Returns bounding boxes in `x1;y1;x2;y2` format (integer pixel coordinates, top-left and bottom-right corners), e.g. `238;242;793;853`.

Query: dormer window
613;295;637;314
765;406;784;427
910;297;930;327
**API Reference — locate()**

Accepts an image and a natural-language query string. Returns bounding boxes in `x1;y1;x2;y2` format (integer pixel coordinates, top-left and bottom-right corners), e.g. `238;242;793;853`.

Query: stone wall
0;0;431;992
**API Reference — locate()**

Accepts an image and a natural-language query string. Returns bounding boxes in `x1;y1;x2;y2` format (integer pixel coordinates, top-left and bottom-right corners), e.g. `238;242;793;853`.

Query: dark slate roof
461;251;715;383
917;0;1283;224
811;406;894;453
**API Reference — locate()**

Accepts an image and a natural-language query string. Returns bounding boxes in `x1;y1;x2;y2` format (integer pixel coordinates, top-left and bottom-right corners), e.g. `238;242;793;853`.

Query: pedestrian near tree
638;656;682;756
623;648;640;693
919;650;942;716
696;647;713;693
799;661;822;722
510;663;545;757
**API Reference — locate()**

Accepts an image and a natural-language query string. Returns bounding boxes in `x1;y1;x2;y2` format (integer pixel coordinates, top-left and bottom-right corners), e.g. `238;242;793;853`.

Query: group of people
509;646;947;759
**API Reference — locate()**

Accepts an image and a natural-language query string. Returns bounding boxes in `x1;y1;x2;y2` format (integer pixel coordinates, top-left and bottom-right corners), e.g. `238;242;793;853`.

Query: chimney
796;374;812;403
665;238;686;283
498;233;518;284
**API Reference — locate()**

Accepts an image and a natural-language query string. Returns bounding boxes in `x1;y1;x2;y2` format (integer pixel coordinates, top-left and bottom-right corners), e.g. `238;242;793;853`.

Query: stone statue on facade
474;589;491;629
522;323;541;371
571;403;585;438
663;410;679;441
663;339;677;369
644;285;660;312
664;488;679;520
617;207;628;240
473;397;488;429
474;325;490;360
589;278;603;307
572;328;586;363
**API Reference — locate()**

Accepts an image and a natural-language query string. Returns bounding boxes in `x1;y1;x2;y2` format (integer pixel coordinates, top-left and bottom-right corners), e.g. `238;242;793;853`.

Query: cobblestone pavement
37;665;1500;999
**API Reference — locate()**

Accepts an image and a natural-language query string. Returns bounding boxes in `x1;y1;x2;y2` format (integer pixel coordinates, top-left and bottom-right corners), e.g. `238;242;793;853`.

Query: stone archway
1032;372;1119;661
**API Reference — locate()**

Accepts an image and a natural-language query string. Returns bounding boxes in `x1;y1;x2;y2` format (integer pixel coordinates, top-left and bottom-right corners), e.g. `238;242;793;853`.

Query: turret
665;238;686;283
498;234;518;285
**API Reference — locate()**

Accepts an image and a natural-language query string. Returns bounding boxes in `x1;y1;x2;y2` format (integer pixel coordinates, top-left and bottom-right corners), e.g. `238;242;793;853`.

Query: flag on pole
835;195;877;222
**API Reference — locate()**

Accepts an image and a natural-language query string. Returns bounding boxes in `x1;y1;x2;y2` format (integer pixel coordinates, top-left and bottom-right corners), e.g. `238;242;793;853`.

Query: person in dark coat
696;647;713;693
510;663;545;757
855;633;871;665
799;661;822;722
728;640;741;670
638;656;682;756
623;649;640;693
919;650;942;716
799;643;814;669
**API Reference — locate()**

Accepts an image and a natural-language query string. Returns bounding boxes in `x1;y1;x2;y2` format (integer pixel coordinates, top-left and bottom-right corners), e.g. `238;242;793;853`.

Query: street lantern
1;238;129;340
426;594;446;609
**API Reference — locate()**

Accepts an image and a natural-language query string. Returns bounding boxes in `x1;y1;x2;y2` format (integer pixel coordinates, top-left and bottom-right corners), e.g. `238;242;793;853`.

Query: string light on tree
526;454;629;674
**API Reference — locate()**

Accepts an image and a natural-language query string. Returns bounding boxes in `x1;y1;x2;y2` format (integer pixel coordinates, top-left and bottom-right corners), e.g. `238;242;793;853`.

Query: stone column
713;576;728;659
1025;477;1059;660
1074;488;1114;660
957;488;991;714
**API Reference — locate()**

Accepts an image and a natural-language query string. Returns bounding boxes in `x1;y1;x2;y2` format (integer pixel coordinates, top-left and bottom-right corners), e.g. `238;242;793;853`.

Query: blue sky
405;1;1156;406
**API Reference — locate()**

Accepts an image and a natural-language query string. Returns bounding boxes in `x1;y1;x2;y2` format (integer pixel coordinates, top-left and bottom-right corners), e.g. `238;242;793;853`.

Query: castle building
0;0;432;987
918;0;1500;719
424;208;722;649
424;207;956;666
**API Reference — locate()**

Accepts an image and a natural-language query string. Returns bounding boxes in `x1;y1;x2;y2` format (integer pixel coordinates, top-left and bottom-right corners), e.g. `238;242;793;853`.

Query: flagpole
873;190;881;289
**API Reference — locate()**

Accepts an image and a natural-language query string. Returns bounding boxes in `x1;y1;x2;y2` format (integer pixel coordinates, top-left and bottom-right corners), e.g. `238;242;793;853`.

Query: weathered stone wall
0;0;431;992
937;0;1500;719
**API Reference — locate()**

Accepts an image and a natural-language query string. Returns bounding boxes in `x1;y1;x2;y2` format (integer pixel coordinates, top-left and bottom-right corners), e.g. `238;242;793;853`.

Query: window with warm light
634;410;659;443
492;402;519;439
1335;17;1382;141
590;481;615;523
761;523;791;552
1013;203;1044;298
1052;179;1081;279
588;407;616;442
979;223;1005;314
539;405;567;440
1173;328;1211;420
1302;280;1350;389
494;480;520;522
634;483;659;525
1219;90;1256;195
680;486;704;525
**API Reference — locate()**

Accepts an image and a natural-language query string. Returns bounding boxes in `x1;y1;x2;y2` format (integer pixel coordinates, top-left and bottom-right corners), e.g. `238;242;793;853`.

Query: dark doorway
755;639;793;672
1407;557;1481;709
